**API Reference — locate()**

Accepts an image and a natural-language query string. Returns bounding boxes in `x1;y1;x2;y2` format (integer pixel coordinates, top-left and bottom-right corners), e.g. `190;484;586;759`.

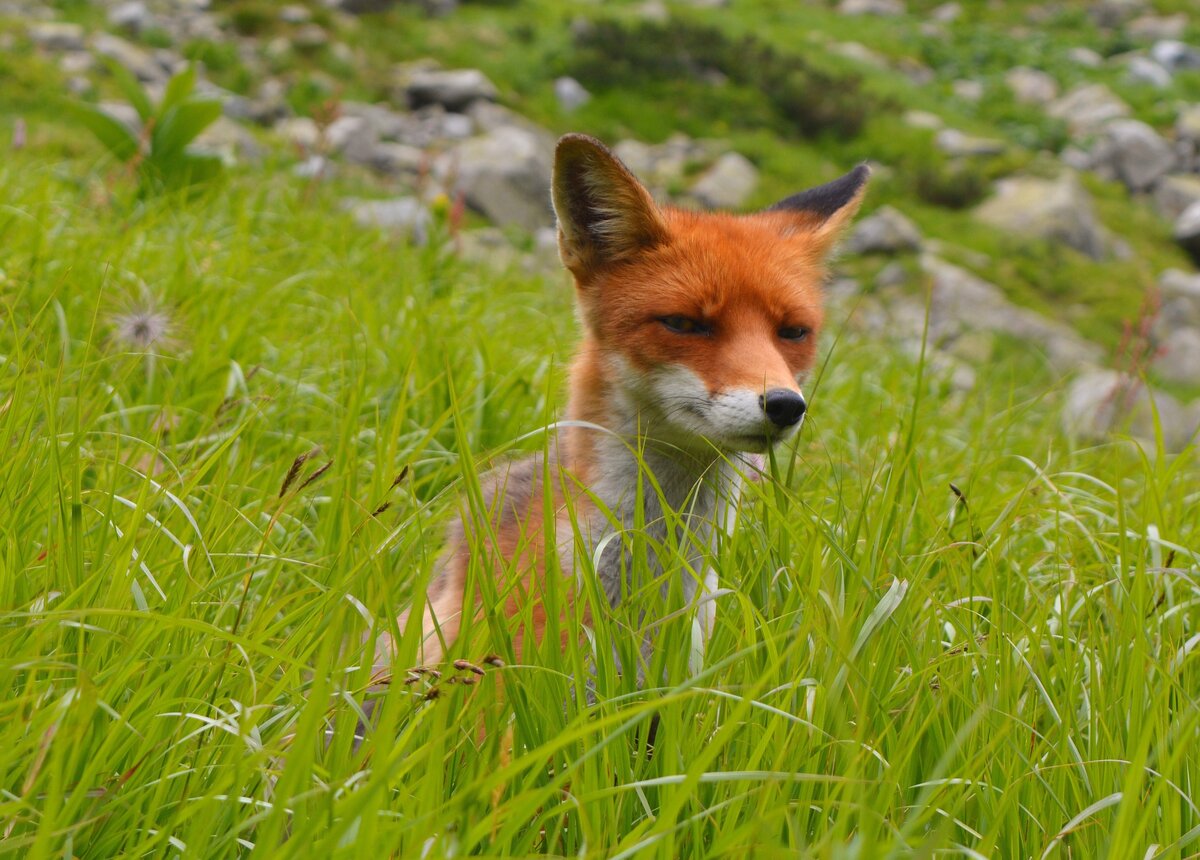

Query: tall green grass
1;145;1198;858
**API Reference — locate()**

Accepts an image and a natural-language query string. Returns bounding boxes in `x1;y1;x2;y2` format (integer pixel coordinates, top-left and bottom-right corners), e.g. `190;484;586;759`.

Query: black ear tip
767;162;872;219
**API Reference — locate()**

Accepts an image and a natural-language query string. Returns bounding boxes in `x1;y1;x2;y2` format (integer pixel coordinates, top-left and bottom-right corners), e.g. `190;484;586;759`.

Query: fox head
552;134;868;455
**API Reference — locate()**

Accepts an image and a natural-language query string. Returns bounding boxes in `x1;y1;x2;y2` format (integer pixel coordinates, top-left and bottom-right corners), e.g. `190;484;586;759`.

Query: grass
1;121;1198;858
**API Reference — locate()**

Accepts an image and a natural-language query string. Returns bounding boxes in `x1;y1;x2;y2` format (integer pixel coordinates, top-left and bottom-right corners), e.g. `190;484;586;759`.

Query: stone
833;42;889;68
343;197;432;243
28;22;85;52
935;128;1006;157
406;68;498;112
1127;56;1172;88
689;152;759;210
1092;119;1176;192
1047;84;1130;135
449;125;555;231
276;117;321;150
930;2;960;22
1154;175;1200;221
1152;328;1200;385
612;134;712;191
1063;369;1191;451
91;33;167;83
108;2;152;35
838;0;905;15
59;51;95;76
279;4;312;23
293;24;330;50
921;254;1103;371
1178;105;1200;142
1005;67;1059;105
952;79;984;102
1127;13;1188;41
193;116;263;164
99;102;141;135
293;155;333;179
361;141;426;175
903;110;944;130
974;174;1111;260
1067;47;1104;68
1155;270;1200;339
1150;40;1200;74
1173;202;1200;263
844;206;922;255
553;76;591;113
875;261;909;289
1088;0;1146;29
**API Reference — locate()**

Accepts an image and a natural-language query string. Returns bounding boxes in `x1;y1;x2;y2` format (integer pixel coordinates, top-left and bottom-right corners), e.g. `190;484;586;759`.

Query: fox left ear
765;164;871;252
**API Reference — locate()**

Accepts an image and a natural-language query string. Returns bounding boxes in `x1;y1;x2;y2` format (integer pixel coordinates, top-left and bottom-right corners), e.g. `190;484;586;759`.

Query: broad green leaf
99;56;153;122
159;66;197;115
61;100;140;162
150;98;222;160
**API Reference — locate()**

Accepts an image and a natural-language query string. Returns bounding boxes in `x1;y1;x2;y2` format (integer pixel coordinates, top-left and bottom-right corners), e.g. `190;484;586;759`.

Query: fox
373;133;868;683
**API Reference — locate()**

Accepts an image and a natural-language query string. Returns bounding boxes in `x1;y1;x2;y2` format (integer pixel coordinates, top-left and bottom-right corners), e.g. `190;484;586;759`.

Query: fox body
377;134;868;674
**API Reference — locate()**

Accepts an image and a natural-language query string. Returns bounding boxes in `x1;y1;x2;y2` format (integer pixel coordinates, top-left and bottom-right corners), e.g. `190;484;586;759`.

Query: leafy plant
65;61;224;195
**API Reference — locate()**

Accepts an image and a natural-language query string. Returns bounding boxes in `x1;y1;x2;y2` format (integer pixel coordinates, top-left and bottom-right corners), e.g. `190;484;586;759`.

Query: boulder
838;0;905;14
1067;47;1104;68
1173;202;1200;263
1088;0;1146;28
28;22;85;51
689;152;759;210
935;128;1006;157
1047;84;1130;135
952;79;984;102
193;116;264;165
1152;328;1200;385
1127;14;1188;41
406;68;498;112
1150;40;1200;74
449;125;555;231
974;174;1111;260
1063;369;1193;451
1127;56;1172;88
342;197;432;243
108;2;152;35
554;76;591;113
1156;269;1200;336
1005;67;1059;105
1153;175;1200;221
844;206;922;255
91;33;168;83
1090;119;1176;192
1177;105;1200;142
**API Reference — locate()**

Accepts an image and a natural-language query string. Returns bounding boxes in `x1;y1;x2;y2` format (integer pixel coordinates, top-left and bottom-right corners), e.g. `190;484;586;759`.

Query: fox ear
766;164;871;251
553;134;668;276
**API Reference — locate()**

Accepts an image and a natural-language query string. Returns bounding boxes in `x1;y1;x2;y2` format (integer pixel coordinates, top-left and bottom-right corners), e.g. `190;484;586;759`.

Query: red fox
376;134;868;680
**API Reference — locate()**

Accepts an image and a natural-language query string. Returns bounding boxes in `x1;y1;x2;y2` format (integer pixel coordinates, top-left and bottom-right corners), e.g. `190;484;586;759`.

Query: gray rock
406;68;498;112
1154;175;1200;221
838;0;905;14
845;206;922;255
1047;84;1131;135
931;2;961;22
1127;13;1188;41
1092;119;1176;192
921;254;1102;371
275;117;320;150
612;134;713;193
108;2;152;34
1067;47;1104;68
292;24;330;50
361;141;426;175
1173;202;1200;263
449;125;555;231
833;42;889;68
1005;67;1059;105
1127;56;1172;88
903;110;944;130
344;197;431;242
1063;369;1192;451
554;76;591;113
689;152;759;210
636;0;670;21
1159;269;1200;321
875;261;909;289
91;33;167;83
1152;328;1200;385
99;101;141;135
951;79;984;102
59;51;95;76
974;173;1111;260
28;22;85;52
1150;40;1200;73
1177;105;1200;142
935;128;1006;157
1088;0;1146;28
293;155;333;179
193;116;263;164
279;4;312;23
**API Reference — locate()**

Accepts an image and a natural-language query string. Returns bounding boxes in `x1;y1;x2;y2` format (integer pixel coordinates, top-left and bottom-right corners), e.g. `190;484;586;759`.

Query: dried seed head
453;659;485;676
423;687;440;701
482;655;505;668
110;305;176;351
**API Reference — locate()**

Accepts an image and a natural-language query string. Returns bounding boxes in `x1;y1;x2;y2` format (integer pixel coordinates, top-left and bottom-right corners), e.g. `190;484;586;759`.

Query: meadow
2;0;1200;856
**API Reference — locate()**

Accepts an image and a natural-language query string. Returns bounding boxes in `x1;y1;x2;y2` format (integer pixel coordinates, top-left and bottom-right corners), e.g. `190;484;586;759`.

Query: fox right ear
552;134;668;276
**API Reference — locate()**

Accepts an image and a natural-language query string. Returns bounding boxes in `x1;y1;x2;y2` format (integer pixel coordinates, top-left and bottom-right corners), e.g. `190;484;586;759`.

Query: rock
1063;369;1191;451
99;102;141;135
1152;328;1200;385
931;2;961;22
1088;0;1146;28
343;197;432;242
689;152;759;210
952;79;984;102
612;134;712;191
1127;56;1172;88
224;79;290;126
935;128;1006;157
1150;40;1200;74
91;33;167;83
276;117;321;151
108;2;152;34
361;141;426;175
1047;84;1130;135
1178;105;1200;142
28;22;85;52
875;261;909;289
293;24;330;49
449;125;555;231
974;174;1111;260
1154;175;1200;221
833;41;889;68
636;0;670;21
1127;13;1188;41
1005;67;1059;105
903;110;944;130
406;68;498;111
293;155;333;179
1067;47;1104;68
1091;119;1176;192
279;4;312;23
921;254;1103;371
845;206;922;255
554;76;591;113
1173;202;1200;263
193;116;263;164
838;0;905;15
1156;269;1200;338
59;51;95;76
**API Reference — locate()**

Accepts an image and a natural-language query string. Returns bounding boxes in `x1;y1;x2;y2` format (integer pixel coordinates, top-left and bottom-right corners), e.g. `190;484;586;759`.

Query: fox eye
659;315;711;335
778;325;810;342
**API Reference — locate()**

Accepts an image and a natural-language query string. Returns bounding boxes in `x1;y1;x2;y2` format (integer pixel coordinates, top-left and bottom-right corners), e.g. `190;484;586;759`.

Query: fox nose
760;389;807;428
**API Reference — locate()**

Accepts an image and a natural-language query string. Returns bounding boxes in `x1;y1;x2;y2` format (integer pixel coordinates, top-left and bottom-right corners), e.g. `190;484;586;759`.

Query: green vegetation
1;0;1198;856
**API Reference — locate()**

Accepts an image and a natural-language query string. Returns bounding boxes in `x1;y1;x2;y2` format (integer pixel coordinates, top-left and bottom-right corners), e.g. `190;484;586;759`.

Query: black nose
760;389;807;428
